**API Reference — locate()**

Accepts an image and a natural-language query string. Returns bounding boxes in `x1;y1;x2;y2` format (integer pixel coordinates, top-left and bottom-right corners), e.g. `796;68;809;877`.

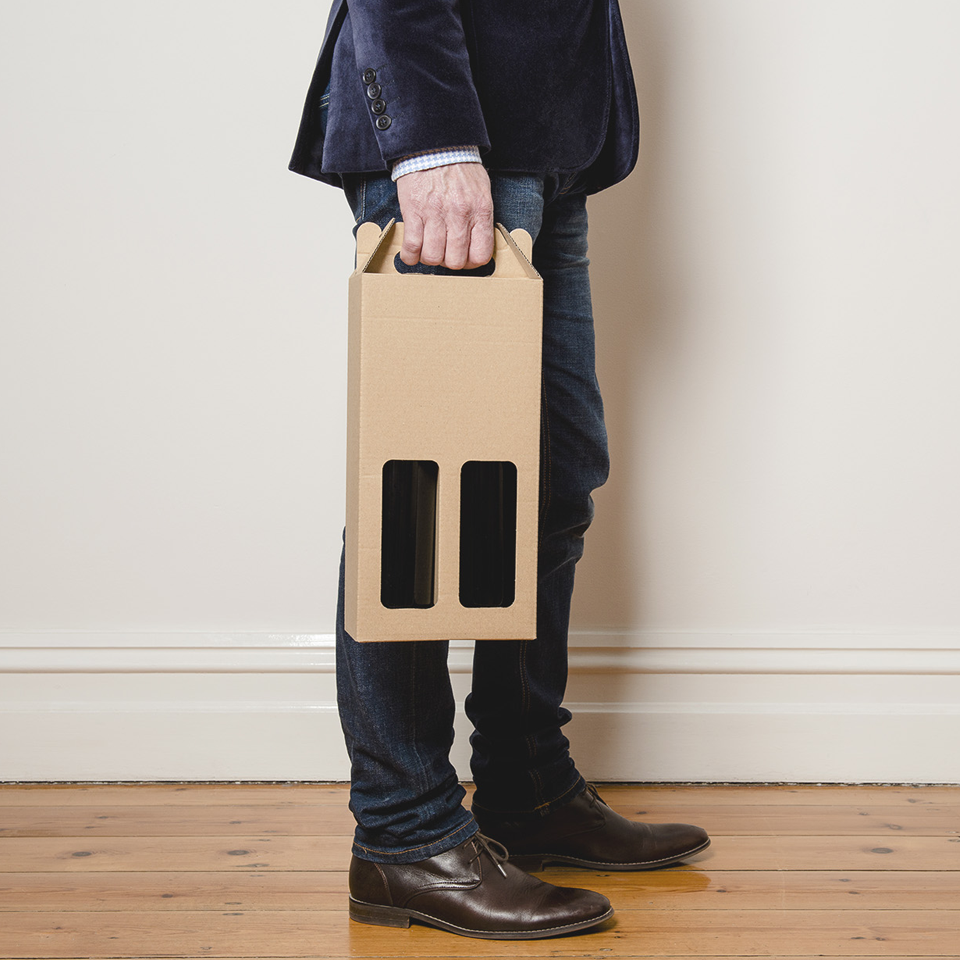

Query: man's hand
396;162;494;270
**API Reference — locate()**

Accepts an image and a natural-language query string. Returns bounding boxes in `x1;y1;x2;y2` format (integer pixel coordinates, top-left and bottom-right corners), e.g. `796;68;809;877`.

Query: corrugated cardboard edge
355;218;395;273
493;224;538;278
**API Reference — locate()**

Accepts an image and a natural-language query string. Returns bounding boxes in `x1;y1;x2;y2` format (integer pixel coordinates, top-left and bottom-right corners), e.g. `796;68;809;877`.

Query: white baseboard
2;631;958;782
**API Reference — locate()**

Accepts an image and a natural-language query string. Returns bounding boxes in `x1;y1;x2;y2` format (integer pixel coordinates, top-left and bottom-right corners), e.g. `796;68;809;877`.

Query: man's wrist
391;146;482;181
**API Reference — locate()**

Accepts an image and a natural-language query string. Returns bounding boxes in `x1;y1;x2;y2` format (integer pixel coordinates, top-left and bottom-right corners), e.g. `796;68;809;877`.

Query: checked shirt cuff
391;146;482;181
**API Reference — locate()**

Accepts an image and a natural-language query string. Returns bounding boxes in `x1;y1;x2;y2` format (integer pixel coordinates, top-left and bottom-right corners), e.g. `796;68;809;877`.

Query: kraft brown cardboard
345;220;543;641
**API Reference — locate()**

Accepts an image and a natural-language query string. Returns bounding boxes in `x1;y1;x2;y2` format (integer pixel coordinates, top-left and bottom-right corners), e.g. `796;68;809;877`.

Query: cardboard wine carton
345;220;542;641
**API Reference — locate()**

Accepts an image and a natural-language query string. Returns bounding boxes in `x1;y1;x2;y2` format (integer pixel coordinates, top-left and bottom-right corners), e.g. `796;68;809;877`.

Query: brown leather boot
348;833;613;939
475;783;711;870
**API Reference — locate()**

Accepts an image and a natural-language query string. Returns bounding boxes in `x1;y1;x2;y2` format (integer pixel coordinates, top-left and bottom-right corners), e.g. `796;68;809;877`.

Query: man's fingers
440;221;473;271
396;162;494;270
465;218;495;270
399;216;425;266
418;221;448;267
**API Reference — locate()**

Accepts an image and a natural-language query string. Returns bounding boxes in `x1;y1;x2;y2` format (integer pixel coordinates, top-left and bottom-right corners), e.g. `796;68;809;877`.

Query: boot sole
510;836;712;872
348;896;613;940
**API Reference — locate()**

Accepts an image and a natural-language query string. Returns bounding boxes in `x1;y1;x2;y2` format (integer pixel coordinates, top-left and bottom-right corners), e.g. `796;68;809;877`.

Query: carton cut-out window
460;461;517;608
381;460;438;609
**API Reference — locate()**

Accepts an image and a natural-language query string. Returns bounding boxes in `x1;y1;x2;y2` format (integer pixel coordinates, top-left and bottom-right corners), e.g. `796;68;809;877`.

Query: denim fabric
337;173;610;863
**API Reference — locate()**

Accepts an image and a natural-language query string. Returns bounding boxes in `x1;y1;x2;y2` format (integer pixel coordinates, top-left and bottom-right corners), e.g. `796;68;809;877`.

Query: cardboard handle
356;220;538;279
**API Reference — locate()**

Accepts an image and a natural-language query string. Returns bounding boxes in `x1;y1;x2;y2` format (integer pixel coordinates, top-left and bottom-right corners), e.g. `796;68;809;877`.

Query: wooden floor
1;783;958;959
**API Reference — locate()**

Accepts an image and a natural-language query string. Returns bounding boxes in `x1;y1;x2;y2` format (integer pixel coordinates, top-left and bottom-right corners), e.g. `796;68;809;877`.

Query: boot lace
467;833;509;877
585;782;609;807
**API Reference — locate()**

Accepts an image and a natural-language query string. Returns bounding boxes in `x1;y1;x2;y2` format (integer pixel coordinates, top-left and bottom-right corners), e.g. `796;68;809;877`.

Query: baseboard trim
2;630;958;674
2;630;958;782
3;697;957;783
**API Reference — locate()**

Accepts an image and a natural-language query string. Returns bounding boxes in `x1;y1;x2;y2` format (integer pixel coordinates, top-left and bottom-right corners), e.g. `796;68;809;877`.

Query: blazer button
366;82;382;99
362;68;377;84
376;115;392;130
371;98;386;115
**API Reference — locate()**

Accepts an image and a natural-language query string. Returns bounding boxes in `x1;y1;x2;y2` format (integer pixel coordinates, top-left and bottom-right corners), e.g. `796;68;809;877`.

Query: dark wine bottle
459;461;517;608
380;460;438;609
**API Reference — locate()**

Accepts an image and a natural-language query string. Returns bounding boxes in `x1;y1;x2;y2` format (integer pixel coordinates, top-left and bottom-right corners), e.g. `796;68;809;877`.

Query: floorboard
1;782;957;958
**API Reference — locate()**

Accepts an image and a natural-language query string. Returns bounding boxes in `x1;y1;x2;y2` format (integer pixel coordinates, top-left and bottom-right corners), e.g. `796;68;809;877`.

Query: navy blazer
289;0;639;194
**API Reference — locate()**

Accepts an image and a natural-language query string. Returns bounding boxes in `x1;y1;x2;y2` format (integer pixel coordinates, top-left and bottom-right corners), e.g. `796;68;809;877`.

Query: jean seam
538;378;553;549
527;375;554;809
409;643;429;793
356;176;367;225
518;639;539;803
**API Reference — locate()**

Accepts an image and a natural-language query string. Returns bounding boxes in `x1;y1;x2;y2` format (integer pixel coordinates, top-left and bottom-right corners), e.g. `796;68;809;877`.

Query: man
290;0;710;940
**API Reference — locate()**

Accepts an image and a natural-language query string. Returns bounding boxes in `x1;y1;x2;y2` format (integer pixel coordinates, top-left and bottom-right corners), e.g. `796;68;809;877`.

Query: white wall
2;1;959;783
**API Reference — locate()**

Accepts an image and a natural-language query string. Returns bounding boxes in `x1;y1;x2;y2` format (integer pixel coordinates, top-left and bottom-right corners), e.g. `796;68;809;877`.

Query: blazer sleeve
345;0;490;163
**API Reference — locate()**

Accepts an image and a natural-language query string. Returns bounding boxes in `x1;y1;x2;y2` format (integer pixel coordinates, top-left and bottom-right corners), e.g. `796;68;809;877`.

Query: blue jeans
337;172;610;863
